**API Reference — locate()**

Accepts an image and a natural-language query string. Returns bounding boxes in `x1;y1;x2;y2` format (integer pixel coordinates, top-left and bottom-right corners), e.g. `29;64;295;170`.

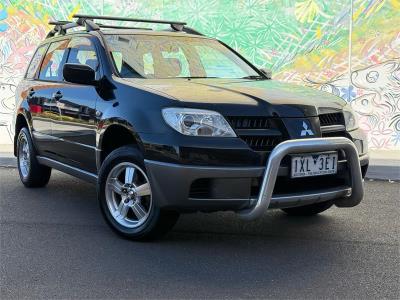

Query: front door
51;36;100;173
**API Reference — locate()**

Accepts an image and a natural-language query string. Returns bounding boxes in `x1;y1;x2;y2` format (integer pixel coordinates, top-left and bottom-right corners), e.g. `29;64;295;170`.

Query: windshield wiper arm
240;75;265;80
178;76;220;79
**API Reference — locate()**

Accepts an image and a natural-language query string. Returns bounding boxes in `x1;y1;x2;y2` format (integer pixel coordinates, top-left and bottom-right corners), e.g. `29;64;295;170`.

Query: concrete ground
0;168;399;299
367;150;400;180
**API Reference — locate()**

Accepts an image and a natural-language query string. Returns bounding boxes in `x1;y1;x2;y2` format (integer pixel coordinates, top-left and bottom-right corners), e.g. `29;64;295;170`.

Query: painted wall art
0;0;399;149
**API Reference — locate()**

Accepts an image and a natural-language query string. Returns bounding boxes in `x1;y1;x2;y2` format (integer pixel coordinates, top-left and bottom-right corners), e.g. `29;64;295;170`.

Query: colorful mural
0;0;399;149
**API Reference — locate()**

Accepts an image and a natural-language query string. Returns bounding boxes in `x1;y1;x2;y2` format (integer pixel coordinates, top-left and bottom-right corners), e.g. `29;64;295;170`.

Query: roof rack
46;14;202;39
46;18;99;38
48;20;151;32
73;14;186;28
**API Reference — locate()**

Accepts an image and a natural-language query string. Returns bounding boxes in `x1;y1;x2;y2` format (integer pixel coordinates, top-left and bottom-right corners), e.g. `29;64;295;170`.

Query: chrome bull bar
238;137;364;220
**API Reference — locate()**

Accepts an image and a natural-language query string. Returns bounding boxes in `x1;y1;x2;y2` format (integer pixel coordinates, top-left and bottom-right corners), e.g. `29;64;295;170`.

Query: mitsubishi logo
300;121;314;136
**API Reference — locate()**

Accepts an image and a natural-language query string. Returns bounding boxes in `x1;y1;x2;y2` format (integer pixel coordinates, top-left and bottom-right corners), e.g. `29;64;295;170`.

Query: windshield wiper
178;76;220;79
240;75;265;80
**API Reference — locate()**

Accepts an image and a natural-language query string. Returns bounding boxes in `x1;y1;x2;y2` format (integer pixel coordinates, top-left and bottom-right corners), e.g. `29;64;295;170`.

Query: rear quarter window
25;44;47;79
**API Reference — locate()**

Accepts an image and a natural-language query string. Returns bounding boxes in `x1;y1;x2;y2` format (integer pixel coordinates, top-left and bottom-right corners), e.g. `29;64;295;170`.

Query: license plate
291;152;338;178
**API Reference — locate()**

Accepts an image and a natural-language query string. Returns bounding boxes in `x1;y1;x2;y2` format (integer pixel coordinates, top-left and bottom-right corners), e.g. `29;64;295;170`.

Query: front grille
241;136;282;151
319;112;345;126
227;116;283;151
226;116;273;129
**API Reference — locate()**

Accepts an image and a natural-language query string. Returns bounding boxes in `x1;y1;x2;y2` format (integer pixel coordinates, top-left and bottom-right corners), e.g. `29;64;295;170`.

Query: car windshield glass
104;34;260;79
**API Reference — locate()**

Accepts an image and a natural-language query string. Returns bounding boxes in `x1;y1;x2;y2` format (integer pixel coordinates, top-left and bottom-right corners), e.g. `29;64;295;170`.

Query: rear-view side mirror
260;68;272;79
63;63;96;85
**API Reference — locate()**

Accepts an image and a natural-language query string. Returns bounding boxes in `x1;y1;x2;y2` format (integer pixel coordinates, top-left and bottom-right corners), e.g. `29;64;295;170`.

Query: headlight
162;108;236;137
343;104;359;131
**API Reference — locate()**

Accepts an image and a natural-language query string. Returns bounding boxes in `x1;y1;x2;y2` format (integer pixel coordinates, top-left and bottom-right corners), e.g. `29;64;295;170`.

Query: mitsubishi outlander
13;15;368;240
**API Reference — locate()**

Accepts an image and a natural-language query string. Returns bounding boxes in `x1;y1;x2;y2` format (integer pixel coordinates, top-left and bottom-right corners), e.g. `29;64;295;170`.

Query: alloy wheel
18;133;30;178
105;162;152;228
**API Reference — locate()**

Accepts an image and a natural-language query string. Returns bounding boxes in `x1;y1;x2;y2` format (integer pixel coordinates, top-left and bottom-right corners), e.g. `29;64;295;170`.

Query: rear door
28;40;70;157
51;36;100;173
21;43;48;154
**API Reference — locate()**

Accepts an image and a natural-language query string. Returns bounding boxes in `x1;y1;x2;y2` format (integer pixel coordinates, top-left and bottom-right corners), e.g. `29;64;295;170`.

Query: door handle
27;88;35;98
52;91;63;100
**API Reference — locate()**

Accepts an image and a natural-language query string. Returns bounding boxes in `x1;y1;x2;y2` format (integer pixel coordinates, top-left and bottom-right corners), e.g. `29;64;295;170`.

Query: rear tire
16;127;51;188
281;200;333;216
98;145;179;241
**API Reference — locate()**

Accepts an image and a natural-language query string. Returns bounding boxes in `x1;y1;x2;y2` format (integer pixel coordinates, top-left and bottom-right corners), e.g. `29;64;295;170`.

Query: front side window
104;34;259;79
67;37;99;78
26;44;47;79
39;39;69;81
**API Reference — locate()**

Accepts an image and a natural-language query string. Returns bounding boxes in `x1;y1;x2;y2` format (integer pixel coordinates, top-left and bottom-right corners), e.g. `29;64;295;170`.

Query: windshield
104;34;261;79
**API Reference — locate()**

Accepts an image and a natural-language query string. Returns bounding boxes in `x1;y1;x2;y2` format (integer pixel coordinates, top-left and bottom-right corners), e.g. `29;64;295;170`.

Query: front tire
98;146;179;241
16;127;51;188
281;200;333;216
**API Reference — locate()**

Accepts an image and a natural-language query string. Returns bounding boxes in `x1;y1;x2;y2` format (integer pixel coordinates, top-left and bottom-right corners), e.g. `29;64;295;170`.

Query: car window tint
67;37;99;79
39;39;69;81
26;44;47;79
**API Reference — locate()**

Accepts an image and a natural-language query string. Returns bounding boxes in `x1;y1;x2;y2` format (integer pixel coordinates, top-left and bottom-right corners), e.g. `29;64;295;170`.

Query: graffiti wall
0;0;399;149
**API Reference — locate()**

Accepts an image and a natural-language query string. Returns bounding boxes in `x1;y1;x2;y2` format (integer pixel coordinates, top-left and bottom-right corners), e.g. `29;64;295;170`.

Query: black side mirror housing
260;68;272;79
63;63;96;85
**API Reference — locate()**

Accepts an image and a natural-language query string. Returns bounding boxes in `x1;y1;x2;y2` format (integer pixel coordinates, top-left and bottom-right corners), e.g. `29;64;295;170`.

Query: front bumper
145;137;368;217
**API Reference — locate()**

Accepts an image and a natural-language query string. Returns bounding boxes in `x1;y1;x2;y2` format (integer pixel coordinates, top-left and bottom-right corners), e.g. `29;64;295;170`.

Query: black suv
13;15;368;240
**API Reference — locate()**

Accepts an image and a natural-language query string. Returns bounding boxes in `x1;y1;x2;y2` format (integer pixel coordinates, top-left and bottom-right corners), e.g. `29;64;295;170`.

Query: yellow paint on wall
389;0;400;9
6;6;17;15
316;27;322;39
366;0;385;17
353;5;364;21
353;0;388;21
68;5;81;21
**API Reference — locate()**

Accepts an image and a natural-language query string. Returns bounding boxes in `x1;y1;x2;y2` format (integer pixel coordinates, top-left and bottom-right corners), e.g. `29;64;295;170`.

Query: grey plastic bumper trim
320;124;346;133
237;137;364;220
268;186;351;209
189;186;351;209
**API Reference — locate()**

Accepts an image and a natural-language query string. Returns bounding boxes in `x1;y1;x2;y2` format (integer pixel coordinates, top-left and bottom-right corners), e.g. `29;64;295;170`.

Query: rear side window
26;45;47;79
39;39;69;82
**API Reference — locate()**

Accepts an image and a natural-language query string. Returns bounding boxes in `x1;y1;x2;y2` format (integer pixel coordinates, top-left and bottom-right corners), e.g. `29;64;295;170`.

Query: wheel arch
14;112;31;156
97;120;144;169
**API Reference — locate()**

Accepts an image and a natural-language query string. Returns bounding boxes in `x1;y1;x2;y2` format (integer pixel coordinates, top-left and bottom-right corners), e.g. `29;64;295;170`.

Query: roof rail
96;24;152;31
180;26;204;36
48;20;151;32
46;14;201;39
